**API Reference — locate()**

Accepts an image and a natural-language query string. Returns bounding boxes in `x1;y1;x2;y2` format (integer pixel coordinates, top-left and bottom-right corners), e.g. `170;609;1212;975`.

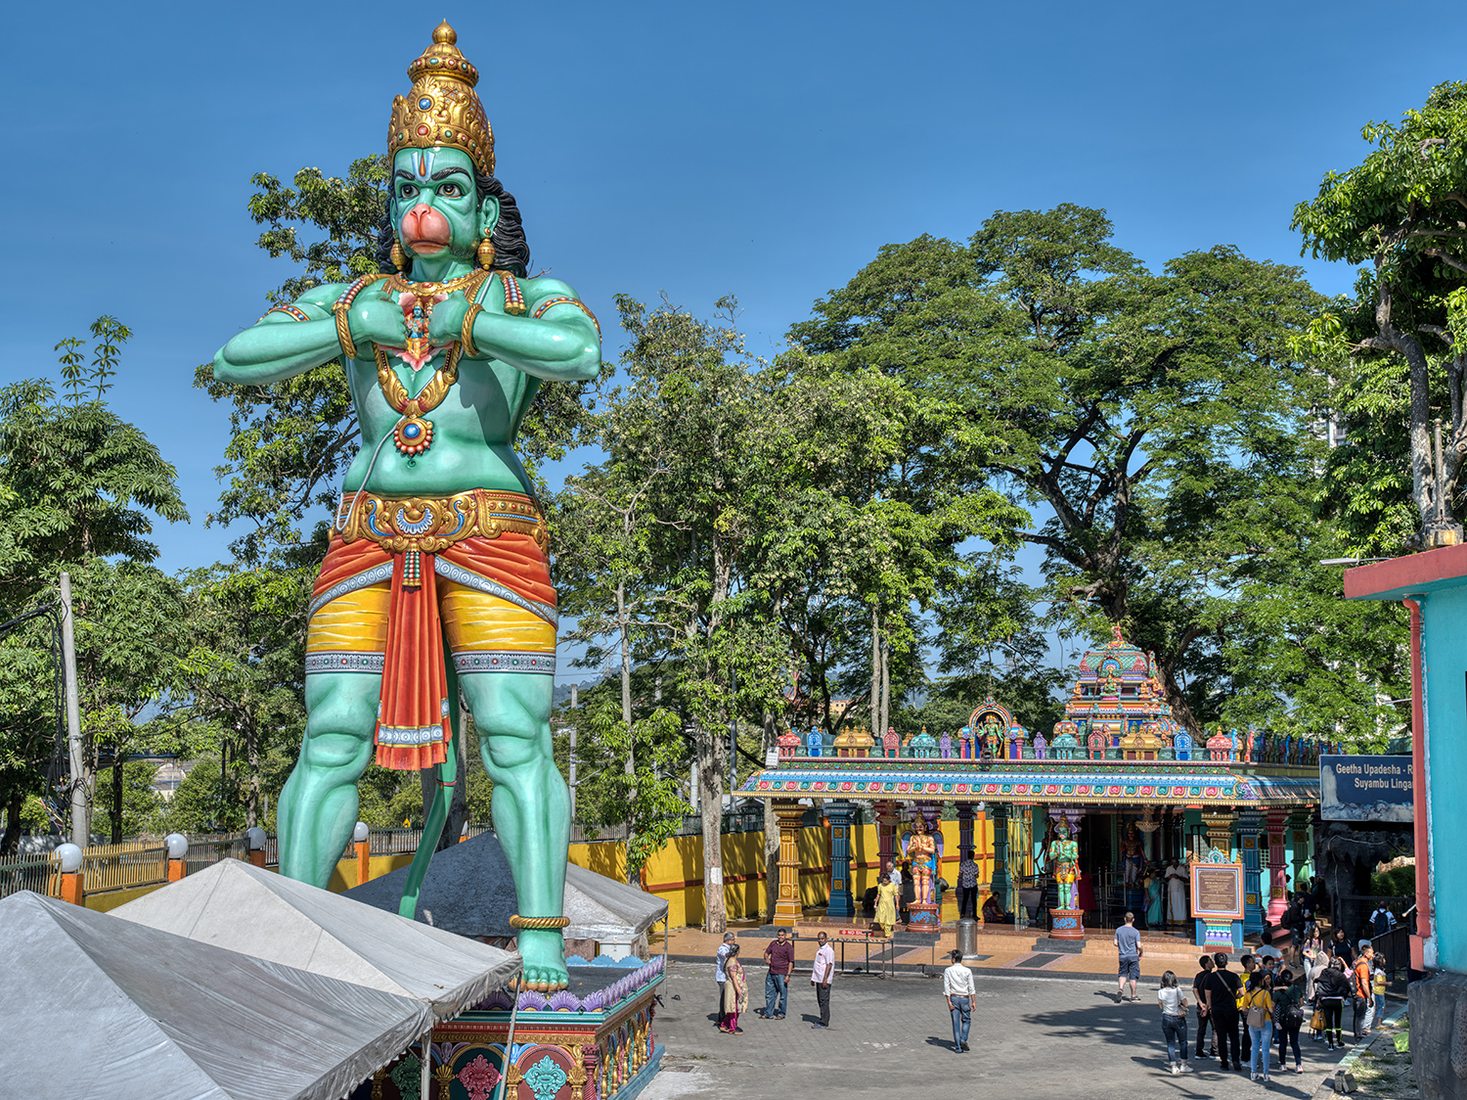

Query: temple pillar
1236;810;1265;936
990;803;1011;916
1265;809;1289;927
825;800;855;919
1289;810;1313;890
773;802;805;926
953;803;974;922
875;800;898;876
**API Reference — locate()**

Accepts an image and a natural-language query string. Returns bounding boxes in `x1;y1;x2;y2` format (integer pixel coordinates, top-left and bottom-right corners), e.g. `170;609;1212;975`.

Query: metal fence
82;841;168;893
0;851;59;898
185;835;248;877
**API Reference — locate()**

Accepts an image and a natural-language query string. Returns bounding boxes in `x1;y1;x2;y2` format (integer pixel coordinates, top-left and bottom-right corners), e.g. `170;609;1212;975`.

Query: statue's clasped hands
348;295;410;350
427;293;470;347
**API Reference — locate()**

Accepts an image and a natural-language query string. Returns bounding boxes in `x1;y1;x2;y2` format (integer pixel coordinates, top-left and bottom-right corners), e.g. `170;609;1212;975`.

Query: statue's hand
348;295;407;350
429;294;470;348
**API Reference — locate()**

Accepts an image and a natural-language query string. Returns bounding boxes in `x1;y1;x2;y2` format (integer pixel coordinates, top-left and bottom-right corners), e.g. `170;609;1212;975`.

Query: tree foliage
1294;81;1467;543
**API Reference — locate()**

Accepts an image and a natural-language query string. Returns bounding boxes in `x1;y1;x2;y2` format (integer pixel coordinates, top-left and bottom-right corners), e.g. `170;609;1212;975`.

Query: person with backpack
1202;952;1243;1072
1242;970;1275;1083
1272;967;1306;1075
1315;955;1351;1049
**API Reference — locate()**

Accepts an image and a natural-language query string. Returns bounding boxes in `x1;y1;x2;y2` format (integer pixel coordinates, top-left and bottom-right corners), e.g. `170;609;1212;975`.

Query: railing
82;840;167;893
0;851;59;898
185;835;247;876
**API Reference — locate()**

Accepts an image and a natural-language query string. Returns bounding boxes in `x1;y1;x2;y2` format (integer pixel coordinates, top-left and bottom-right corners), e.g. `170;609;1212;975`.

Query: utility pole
59;573;87;846
567;684;578;819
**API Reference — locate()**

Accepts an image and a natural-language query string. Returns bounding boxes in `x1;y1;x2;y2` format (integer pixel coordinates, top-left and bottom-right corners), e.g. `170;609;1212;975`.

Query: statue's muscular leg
460;671;568;988
278;672;379;886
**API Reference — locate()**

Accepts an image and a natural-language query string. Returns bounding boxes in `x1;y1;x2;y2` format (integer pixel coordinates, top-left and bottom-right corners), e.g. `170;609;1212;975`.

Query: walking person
1243;970;1275;1083
1193;955;1218;1060
713;932;735;1030
1203;952;1244;1072
1372;953;1389;1029
874;873;899;938
1157;970;1191;1076
720;944;748;1034
1273;967;1306;1075
1315;956;1351;1049
1352;944;1375;1038
762;927;794;1020
810;931;834;1029
1114;911;1143;1002
943;950;975;1053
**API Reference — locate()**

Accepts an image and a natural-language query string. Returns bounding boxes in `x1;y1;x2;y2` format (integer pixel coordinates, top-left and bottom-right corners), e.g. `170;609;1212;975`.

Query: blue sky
4;0;1467;587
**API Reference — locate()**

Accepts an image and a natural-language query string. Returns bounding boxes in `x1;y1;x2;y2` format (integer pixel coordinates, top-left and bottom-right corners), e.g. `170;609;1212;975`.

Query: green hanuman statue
213;23;599;990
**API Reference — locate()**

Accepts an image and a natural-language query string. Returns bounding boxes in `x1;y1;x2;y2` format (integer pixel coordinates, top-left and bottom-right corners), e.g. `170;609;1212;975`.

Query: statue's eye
399;183;419;199
440;182;462;198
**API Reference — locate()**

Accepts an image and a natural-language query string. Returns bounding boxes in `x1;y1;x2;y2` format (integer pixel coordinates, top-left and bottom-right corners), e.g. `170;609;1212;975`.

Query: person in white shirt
810;932;835;1029
1157;970;1192;1075
714;933;735;1030
943;949;976;1052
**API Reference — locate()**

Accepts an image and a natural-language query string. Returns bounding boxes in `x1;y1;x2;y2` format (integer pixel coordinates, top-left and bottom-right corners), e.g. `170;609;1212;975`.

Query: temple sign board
1190;863;1244;922
1320;754;1413;823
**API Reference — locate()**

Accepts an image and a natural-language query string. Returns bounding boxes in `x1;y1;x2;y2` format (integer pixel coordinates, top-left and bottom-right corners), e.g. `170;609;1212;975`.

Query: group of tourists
1152;936;1387;1083
713;929;835;1034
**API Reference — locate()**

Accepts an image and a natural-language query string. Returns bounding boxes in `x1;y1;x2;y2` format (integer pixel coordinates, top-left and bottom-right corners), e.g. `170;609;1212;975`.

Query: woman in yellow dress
874;872;900;936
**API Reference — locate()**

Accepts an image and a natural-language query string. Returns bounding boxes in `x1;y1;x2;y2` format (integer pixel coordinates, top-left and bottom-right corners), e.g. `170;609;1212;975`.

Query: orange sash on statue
310;527;556;770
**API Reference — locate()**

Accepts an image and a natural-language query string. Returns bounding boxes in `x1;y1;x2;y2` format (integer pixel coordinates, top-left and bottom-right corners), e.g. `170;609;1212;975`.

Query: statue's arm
457;277;601;383
212;284;351;385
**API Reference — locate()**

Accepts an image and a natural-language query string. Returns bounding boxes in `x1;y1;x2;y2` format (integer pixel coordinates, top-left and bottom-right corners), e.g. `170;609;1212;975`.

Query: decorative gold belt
335;489;546;553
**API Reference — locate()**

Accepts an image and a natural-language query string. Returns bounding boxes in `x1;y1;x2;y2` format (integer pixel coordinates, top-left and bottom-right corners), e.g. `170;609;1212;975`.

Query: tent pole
420;1034;431;1096
492;966;524;1100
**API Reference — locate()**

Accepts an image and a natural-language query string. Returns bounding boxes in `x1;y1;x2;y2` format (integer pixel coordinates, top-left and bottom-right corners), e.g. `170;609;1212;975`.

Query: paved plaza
643;959;1369;1100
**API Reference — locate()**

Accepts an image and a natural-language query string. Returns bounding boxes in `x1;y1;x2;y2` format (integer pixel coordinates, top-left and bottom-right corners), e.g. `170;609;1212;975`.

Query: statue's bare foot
515;928;569;991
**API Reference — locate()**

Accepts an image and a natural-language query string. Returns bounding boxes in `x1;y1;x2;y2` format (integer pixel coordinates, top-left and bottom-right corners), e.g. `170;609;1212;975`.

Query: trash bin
957;917;978;958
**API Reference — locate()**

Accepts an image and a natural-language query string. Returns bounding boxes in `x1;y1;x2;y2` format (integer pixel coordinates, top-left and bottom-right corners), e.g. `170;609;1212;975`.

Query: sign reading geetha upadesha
1191;863;1244;921
1320;754;1413;823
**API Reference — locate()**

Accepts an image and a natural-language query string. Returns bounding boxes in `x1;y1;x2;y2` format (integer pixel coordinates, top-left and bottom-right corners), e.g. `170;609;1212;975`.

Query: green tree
0;324;189;846
173;566;309;827
799;209;1332;731
1294;82;1467;543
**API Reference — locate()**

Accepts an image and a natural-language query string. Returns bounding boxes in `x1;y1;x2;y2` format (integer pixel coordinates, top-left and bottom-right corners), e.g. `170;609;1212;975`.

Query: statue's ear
478;194;501;239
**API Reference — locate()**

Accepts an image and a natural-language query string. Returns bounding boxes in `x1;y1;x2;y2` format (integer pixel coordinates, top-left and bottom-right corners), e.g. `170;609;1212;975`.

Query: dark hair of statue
375;169;531;278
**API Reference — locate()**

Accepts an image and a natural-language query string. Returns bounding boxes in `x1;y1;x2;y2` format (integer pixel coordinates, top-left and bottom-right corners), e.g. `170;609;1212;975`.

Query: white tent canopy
115;859;520;1022
0;891;432;1100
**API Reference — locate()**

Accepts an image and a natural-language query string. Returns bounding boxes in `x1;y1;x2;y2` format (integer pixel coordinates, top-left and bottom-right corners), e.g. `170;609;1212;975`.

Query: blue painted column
1236;810;1265;936
990;803;1011;914
826;800;855;919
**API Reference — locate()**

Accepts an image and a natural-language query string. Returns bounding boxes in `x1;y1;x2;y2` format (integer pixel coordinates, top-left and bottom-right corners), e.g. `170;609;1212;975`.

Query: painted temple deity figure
1173;726;1194;761
806;726;823;757
1049;819;1080;910
938;729;954;758
902;815;939;906
1206;726;1232;761
978;715;1003;760
212;23;600;991
1032;730;1048;759
777;727;800;759
1120;823;1145;887
1242;727;1255;763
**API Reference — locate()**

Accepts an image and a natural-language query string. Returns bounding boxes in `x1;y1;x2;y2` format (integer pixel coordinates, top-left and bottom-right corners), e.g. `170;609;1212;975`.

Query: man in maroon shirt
763;927;795;1019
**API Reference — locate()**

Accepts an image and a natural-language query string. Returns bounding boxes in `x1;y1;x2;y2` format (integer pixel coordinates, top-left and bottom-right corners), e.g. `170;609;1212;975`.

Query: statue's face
390;147;498;265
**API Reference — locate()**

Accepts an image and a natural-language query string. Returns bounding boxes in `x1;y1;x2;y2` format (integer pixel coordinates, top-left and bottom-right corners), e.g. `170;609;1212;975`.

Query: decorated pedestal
906;902;940;929
359;956;664;1100
1048;908;1085;940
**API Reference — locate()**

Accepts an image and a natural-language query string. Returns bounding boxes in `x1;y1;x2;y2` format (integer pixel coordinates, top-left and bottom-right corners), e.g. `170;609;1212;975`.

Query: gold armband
461;302;484;358
531;295;600;338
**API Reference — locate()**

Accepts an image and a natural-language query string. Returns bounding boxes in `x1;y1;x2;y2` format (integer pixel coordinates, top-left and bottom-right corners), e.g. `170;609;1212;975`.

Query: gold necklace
374;343;462;456
382;268;490;298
